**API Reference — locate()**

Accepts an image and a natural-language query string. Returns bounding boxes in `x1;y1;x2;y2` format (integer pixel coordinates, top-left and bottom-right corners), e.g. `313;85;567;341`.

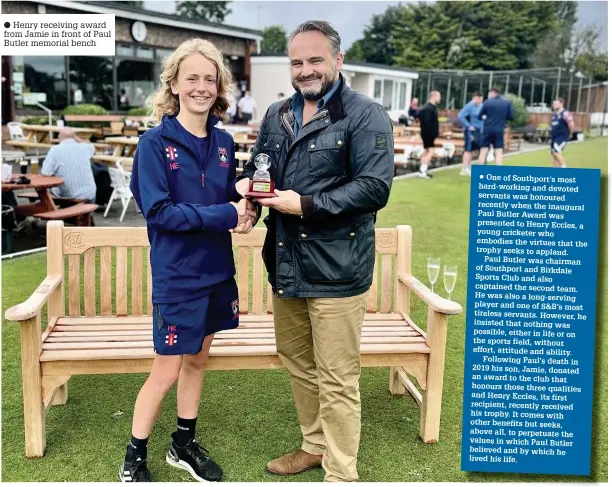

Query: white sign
23;92;47;105
2;14;116;56
13;72;24;83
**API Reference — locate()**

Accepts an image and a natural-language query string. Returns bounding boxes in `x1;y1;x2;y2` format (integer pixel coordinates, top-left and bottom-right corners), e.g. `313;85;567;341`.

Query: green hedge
127;107;150;116
60;104;109;128
506;94;529;129
21;116;58;126
61;104;109;116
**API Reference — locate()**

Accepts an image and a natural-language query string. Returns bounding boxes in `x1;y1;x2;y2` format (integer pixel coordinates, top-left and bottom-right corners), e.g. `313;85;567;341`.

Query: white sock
420;164;428;173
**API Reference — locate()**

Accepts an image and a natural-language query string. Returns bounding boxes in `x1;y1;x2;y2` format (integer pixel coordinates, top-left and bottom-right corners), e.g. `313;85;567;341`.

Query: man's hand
230;198;257;233
468;126;475;131
255;189;302;215
235;178;250;197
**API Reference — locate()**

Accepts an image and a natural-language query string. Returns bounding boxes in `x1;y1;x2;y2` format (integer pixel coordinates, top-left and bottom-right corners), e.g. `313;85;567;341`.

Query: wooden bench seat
5;222;462;458
18;192;88;204
34;203;98;226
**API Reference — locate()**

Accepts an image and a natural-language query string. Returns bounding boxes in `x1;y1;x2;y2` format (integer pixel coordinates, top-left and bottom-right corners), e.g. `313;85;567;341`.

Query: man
237;90;257;123
408;97;420;124
41;127;97;202
477;87;514;166
235;20;393;482
417;91;440;178
457;91;483;176
550;97;574;168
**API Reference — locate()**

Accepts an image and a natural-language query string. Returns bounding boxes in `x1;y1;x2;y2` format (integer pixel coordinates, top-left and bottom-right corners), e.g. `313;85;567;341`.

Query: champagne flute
444;265;458;300
427;257;441;292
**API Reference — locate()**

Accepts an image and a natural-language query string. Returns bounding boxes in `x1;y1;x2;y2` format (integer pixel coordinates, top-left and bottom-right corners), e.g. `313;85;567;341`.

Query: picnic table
21;125;97;143
104;136;139;157
1;174;64;218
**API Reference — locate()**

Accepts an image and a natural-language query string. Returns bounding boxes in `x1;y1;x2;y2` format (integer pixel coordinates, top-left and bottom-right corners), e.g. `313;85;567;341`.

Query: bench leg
389;366;406;396
420;309;448;444
20;315;46;458
51;381;69;406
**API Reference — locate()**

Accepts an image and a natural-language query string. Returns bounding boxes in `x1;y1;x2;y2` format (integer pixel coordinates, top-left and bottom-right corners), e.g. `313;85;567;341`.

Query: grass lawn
2;138;607;482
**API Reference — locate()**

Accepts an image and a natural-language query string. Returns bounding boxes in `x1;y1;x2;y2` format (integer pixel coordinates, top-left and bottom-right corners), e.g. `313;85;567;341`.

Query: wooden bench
4;222;462;458
17;192;89;209
34;204;98;226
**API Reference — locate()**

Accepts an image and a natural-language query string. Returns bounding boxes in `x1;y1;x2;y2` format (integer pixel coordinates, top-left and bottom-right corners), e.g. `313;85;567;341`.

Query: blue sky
144;0;608;49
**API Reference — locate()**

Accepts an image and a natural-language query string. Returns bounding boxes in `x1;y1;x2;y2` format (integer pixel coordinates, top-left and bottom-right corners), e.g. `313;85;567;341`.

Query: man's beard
292;69;337;101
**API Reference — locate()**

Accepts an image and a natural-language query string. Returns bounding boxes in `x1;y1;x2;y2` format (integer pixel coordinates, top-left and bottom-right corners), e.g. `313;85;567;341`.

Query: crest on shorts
231;299;239;319
165;325;178;346
218;147;229;167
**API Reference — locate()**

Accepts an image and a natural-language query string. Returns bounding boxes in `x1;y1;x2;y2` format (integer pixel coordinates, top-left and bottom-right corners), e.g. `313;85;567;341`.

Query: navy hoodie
479;95;514;133
130;115;242;304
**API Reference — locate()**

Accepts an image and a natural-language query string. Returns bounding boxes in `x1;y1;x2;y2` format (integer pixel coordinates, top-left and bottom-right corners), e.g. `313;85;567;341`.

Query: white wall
349;73;371;96
250;62;294;117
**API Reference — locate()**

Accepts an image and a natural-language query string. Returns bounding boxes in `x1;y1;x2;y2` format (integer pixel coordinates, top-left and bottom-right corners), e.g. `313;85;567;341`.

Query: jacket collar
160;113;220;148
281;73;347;123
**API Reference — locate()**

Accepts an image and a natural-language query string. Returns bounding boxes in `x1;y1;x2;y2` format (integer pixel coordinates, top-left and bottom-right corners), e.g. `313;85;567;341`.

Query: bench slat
50;324;416;334
100;247;112;316
40;342;430;361
252;247;264;314
367;254;379;312
55;313;405;325
68;255;81;317
84;248;96;316
238;247;249;313
267;282;273;313
116;247;127;316
381;254;393;312
42;335;426;351
132;247;143;316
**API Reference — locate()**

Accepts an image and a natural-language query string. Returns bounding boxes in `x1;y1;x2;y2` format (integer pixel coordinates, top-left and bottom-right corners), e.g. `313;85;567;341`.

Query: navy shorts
152;278;239;355
481;130;505;149
551;138;568;154
464;130;481;152
421;134;436;149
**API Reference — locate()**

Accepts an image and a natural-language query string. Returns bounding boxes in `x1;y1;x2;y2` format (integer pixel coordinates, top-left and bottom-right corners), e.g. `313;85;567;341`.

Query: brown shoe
266;449;323;475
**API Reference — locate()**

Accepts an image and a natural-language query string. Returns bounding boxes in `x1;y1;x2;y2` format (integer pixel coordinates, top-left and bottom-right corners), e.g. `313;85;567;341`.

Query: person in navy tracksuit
119;38;257;483
477;87;514;165
550;97;574;168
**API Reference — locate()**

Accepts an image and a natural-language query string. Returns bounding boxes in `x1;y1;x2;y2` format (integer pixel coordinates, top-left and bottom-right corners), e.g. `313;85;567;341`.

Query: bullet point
4;22;10;28
480;175;484;179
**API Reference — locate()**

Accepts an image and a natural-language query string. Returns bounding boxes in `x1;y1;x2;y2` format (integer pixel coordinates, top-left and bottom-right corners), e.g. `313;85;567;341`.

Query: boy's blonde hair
147;38;234;125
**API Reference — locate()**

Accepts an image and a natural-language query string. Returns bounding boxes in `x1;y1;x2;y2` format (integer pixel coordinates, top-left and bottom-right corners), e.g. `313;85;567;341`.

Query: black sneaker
166;438;223;482
119;451;151;482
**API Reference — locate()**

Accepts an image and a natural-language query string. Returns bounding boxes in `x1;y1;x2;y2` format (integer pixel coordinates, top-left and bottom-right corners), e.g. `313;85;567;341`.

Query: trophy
246;153;275;198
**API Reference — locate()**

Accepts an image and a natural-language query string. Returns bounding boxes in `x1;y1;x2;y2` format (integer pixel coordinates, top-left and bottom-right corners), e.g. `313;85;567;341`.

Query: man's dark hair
473;91;483;97
556;97;565;105
489;87;500;95
287;21;341;57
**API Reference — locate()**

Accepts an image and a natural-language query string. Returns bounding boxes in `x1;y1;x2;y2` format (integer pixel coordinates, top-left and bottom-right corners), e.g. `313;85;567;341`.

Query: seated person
41;127;97;203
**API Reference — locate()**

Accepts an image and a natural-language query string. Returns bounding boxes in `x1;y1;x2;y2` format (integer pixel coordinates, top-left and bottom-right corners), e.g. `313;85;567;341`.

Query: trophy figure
246;153;275;198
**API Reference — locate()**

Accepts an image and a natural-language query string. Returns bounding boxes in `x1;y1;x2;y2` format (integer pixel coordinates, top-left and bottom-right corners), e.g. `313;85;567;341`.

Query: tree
506;94;529;129
348;4;405;65
345;1;567;71
344;41;365;61
261;25;287;55
534;25;605;76
175;1;232;23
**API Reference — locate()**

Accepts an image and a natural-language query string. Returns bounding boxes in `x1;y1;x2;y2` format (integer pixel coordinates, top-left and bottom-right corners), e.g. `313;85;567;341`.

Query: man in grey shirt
41;127;97;202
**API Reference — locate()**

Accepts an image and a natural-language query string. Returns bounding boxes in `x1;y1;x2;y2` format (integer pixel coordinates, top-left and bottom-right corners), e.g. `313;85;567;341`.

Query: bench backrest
46;223;412;318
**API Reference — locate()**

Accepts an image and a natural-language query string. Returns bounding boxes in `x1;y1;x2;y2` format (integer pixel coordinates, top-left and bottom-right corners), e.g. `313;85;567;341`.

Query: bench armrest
398;272;462;315
5;275;63;322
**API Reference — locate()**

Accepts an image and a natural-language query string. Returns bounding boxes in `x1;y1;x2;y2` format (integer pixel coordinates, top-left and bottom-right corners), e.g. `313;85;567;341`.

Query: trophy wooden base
245;179;275;198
